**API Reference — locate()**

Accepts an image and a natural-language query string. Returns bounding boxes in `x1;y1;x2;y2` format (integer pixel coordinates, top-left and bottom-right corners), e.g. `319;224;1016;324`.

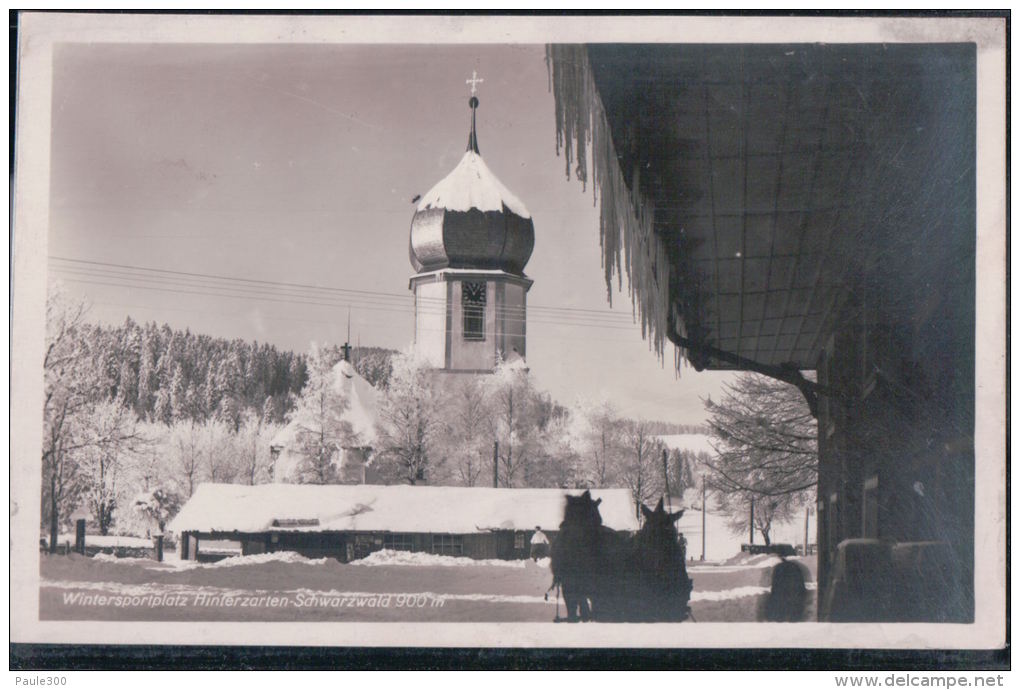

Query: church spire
465;70;484;154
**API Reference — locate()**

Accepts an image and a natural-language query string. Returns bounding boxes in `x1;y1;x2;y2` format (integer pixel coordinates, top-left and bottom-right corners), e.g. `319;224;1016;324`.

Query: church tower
408;74;534;373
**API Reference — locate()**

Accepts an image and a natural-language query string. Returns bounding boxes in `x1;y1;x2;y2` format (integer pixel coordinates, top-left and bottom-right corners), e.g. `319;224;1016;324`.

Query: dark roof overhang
548;43;976;373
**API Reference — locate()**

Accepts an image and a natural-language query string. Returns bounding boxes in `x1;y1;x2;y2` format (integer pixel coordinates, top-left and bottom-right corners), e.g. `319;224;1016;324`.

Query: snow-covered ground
39;550;815;623
354;549;531;569
94;550;329;570
55;534;154;549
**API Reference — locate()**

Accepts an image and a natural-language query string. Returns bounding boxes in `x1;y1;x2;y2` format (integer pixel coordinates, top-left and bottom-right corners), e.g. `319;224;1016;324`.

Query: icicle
548;44;680;369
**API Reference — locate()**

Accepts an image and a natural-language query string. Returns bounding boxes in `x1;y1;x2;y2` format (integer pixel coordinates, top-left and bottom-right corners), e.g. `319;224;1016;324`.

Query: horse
549;490;604;621
590;498;693;622
550;492;693;623
628;498;693;621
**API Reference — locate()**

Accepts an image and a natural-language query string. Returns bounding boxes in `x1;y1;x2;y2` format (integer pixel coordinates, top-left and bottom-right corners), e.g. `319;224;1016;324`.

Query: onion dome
409;94;535;276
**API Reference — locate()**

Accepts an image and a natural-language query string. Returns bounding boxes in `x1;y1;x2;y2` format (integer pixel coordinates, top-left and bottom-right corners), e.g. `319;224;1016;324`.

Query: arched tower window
462;281;486;341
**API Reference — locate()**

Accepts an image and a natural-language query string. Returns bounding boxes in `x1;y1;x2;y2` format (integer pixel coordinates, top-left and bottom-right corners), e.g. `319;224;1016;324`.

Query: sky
48;42;736;424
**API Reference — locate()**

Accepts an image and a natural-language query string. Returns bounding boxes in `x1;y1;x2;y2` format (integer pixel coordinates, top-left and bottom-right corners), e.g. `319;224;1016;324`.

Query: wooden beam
671;332;829;418
701;52;724;351
752;77;793;361
735;47;749;360
766;77;832;365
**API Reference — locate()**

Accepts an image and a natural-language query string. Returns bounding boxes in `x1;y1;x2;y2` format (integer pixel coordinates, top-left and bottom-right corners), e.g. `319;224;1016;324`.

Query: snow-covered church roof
417;150;531;219
169;484;640;535
408;93;535;276
271;359;380;449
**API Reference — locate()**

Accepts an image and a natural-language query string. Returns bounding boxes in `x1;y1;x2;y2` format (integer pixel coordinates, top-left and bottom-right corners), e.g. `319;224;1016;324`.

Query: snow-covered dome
409;96;535;276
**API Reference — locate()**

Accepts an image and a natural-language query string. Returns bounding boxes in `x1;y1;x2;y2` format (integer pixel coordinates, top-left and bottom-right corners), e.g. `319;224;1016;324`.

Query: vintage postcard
10;13;1007;653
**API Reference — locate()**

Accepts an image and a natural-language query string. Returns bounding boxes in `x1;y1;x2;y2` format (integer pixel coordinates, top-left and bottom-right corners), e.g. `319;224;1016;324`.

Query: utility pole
804;506;810;555
346;309;352;361
749;495;755;545
661;448;671;512
701;476;706;561
492;440;499;488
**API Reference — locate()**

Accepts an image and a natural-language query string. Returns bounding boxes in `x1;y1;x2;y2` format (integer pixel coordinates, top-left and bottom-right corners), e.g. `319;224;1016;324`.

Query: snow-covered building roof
271;359;379;448
169;484;640;535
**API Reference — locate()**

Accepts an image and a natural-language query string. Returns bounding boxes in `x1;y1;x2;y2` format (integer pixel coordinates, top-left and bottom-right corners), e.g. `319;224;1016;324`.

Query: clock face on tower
463;281;486;304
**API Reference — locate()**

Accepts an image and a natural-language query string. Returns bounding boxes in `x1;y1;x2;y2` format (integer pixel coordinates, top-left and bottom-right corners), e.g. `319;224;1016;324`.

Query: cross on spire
466;70;484;96
465;70;482;154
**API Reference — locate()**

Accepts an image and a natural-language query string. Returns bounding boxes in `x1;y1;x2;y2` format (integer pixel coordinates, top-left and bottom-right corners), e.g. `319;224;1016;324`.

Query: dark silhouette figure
761;556;810;622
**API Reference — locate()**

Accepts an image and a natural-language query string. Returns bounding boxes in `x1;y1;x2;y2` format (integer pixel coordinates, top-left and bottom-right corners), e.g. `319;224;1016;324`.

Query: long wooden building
169;483;639;563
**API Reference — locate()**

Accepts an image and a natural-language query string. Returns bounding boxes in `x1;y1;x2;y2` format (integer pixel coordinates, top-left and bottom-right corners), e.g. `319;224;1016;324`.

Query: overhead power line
49;256;642;331
48;255;637;320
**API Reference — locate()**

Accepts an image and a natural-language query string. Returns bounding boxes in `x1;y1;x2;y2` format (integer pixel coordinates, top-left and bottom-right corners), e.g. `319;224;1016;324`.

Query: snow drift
353;549;527;569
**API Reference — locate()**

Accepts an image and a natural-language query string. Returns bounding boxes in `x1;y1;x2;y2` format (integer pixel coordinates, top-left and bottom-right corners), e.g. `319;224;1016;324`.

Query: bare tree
170;420;205;498
41;288;102;550
704;372;818;543
617;419;665;515
715;491;791;546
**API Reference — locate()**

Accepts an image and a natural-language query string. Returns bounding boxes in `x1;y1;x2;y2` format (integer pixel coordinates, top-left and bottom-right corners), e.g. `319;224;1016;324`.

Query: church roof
271;359;380;448
169;484;640;535
416;150;531;219
409;94;534;275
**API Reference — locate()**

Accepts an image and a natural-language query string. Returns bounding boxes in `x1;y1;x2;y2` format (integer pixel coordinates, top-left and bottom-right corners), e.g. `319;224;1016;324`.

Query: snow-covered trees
235;410;281;485
52;317;309;427
131;488;182;536
485;357;545;487
286;344;355;484
570;400;625;488
77;399;147;534
42;289;100;550
665;448;704;500
166;420;209;498
617;419;667;514
43;290;151;541
374;349;445;485
353;349;394;389
441;377;492;487
43;283;742;537
704;372;818;544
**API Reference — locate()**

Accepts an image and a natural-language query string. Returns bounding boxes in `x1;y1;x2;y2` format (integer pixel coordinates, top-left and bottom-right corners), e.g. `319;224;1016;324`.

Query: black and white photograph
10;12;1007;659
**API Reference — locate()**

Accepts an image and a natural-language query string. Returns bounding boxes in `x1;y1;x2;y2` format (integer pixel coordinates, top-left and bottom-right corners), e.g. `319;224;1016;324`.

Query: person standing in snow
530;526;550;561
